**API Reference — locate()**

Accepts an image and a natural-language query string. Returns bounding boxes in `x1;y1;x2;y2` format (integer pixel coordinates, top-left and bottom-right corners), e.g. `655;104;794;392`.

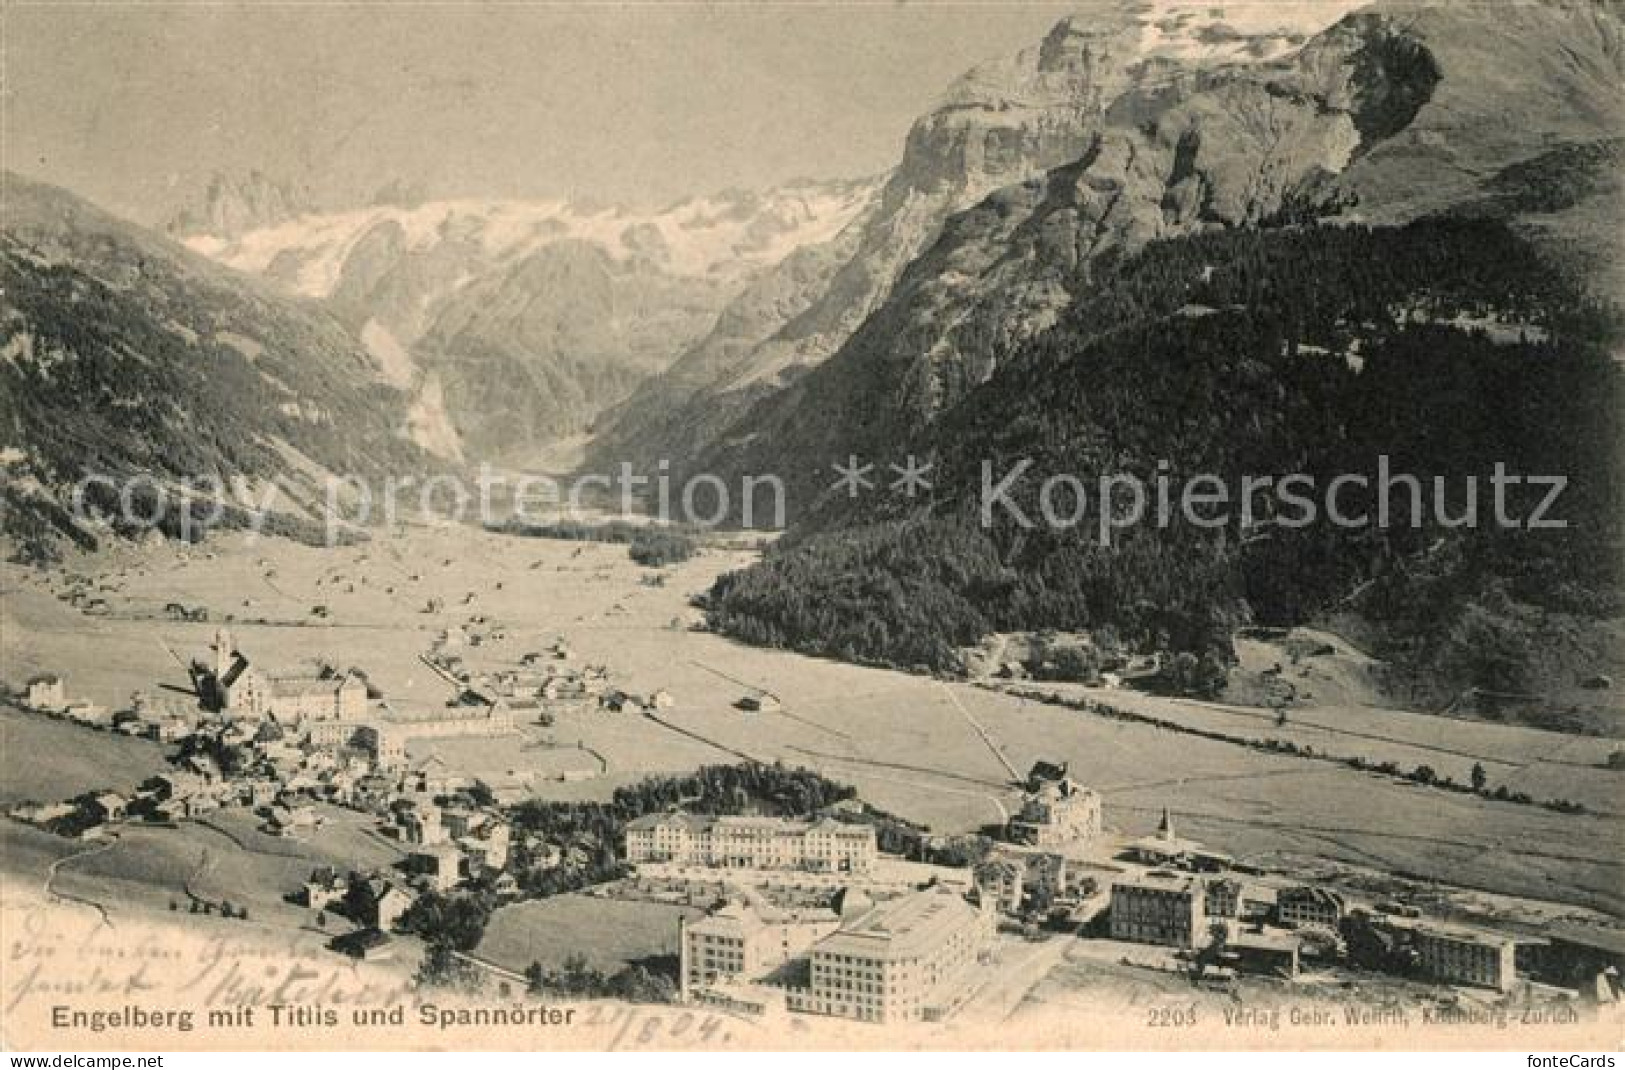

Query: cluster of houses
281;769;614;962
47;571;120;616
8;625;632;965
11;632;520;842
1103;852;1524;992
994;762;1584;997
1097;806;1548;994
10;630;1619;1015
23;672;210;743
426;629;671;721
299;868;415;961
207;629;518;753
7;695;517;852
292;794;518;961
10;791;133;839
969;762;1104;920
12;660;537;963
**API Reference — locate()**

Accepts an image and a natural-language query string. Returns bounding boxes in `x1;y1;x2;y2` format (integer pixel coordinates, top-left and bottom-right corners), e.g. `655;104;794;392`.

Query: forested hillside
0;175;432;558
703;218;1623;715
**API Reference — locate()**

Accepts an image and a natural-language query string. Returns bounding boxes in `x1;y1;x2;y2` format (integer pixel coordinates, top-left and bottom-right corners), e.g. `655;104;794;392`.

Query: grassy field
475;893;698;976
0;706;168;806
6;804;409;930
3;524;1621;920
1023;682;1623;816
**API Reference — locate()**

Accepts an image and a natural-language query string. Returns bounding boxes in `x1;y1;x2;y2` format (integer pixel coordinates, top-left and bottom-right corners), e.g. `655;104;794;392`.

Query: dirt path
1174;695;1607;772
641;708;760;764
939;682;1022;784
43;834;120;927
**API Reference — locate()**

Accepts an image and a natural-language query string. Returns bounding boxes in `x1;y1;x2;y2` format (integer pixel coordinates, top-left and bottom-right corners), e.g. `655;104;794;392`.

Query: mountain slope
409;239;733;457
696;2;1625;724
584;192;881;474
182;179;881;461
0;174;431;557
702;218;1624;727
166;169;314;239
1316;0;1625;221
587;1;1368;475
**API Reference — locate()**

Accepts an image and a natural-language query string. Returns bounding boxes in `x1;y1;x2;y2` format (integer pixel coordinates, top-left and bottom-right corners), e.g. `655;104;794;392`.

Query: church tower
213;627;235;681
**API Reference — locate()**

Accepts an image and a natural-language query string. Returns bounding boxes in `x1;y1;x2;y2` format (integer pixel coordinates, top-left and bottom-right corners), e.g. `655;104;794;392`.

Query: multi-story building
302;866;349;911
1007;762;1102;847
25;675;66;711
1276;886;1346;931
1230;931;1302;979
1414;926;1518;992
397;800;449;846
678;896;838;1002
973;857;1025;915
1204;877;1244;920
788;887;994;1024
1110;872;1208;948
624;814;877;874
209;631;511;749
270;675;370;724
352;723;407;765
459;822;510;871
212;629;367;724
352;875;412;932
408;843;464;892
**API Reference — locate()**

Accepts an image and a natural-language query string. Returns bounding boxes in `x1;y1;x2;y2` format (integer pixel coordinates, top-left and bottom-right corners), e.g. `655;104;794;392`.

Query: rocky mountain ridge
586;0;1372;476
167;169;315;239
666;0;1625;515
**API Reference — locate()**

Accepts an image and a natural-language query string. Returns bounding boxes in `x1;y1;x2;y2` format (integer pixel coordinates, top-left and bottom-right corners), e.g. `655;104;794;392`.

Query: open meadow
474;893;697;977
0;705;168;807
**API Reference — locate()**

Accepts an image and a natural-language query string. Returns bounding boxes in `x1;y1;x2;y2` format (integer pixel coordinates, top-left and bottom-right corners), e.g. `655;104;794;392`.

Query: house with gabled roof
25;675;67;712
303;866;349;910
353;875;412;931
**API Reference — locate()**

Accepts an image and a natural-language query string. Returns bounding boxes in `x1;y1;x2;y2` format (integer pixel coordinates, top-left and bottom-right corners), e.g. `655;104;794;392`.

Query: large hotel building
788;887;995;1024
1414;926;1518;992
624;814;878;873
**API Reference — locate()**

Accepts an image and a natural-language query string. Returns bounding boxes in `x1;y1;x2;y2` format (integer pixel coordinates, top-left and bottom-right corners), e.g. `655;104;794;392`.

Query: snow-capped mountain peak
183;177;881;301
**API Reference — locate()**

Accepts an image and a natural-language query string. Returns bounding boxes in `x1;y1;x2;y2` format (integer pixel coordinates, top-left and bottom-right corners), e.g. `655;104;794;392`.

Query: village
9;637;1623;1030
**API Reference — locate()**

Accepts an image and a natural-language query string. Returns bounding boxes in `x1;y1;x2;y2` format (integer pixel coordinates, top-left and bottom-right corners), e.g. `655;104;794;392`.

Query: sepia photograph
0;0;1621;1057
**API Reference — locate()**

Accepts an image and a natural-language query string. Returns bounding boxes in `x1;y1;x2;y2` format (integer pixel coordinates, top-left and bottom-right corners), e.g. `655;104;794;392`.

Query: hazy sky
5;1;1088;225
